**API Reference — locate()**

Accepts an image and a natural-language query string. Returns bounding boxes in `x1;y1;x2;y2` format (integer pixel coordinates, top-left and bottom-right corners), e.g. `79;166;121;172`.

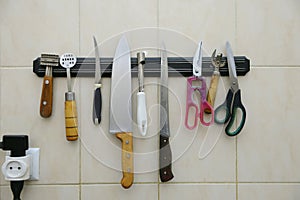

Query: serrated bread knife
109;35;133;189
159;43;174;182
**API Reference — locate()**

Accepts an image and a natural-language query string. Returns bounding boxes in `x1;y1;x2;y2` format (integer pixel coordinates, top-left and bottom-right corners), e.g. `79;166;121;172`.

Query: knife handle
40;75;53;118
65;92;78;141
116;132;133;189
205;72;220;114
159;135;174;182
137;92;147;136
93;86;102;125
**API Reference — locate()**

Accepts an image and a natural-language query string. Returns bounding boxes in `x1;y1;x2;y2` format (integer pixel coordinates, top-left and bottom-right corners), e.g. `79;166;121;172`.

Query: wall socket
1;148;40;181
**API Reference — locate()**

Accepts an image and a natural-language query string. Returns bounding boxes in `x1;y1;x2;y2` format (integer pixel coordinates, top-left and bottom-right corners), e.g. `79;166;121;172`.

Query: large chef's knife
109;35;133;189
93;36;102;125
159;44;174;182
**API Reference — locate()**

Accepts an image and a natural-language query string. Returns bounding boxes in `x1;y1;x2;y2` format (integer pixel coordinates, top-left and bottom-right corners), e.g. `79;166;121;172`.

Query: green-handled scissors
214;42;246;136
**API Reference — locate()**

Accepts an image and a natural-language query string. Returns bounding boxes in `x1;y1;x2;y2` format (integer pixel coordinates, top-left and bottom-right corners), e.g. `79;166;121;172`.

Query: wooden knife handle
159;135;174;182
40;76;53;118
65;100;78;141
205;73;220;114
116;132;133;189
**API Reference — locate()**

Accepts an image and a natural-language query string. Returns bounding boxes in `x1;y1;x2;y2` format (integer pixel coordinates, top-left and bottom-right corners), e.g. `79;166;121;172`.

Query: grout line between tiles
235;137;238;200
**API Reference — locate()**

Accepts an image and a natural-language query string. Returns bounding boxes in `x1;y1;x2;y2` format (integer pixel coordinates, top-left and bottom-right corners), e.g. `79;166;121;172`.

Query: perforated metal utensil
60;53;78;141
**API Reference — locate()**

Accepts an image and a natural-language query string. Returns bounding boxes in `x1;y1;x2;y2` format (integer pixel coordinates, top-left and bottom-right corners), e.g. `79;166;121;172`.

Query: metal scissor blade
226;41;239;90
93;36;101;84
192;41;202;77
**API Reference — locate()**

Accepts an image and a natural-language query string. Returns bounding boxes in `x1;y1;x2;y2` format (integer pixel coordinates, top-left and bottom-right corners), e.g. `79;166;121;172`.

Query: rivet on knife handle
116;132;134;189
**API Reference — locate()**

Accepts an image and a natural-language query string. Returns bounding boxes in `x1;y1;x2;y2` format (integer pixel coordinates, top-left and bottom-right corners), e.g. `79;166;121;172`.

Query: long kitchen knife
159;43;174;182
93;36;102;125
109;35;133;189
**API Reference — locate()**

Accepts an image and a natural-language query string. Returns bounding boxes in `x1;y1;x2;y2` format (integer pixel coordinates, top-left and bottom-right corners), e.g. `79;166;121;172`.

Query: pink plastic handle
185;76;199;130
185;76;214;129
199;100;214;126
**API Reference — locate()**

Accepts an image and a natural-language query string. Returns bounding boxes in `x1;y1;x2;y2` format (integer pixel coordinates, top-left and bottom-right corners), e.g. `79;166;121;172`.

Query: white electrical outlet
1;148;40;181
1;155;31;181
26;148;39;181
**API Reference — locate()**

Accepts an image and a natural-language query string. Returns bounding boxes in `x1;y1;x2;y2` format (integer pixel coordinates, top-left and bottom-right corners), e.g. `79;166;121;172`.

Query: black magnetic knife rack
33;56;250;77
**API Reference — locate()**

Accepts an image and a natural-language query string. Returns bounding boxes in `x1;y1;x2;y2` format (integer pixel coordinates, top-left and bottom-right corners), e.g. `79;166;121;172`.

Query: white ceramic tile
237;67;300;182
0;0;79;66
81;184;157;200
0;68;80;184
239;183;300;200
166;77;236;182
236;0;300;65
1;185;79;200
79;0;158;57
80;77;158;183
160;184;236;200
159;0;236;55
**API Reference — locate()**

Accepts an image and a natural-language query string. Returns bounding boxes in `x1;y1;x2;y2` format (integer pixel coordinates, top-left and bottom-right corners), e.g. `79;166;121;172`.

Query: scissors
185;41;214;130
214;42;246;136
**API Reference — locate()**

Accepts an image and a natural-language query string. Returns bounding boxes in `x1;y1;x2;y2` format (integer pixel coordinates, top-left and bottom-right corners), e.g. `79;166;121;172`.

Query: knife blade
109;35;133;189
159;43;174;182
93;36;102;125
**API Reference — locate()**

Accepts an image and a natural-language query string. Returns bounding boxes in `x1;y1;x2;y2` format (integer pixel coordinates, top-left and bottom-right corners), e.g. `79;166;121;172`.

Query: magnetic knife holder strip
33;56;250;77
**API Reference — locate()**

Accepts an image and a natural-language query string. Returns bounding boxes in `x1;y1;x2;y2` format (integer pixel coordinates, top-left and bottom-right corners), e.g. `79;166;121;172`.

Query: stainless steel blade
192;41;202;77
109;35;132;133
160;43;170;138
226;41;239;91
93;36;101;84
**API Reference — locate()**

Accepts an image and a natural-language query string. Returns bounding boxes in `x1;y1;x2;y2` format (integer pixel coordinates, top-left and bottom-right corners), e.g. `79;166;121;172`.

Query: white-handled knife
137;52;147;136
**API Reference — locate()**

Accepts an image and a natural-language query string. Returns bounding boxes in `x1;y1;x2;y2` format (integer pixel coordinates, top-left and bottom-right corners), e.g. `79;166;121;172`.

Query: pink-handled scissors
185;42;214;130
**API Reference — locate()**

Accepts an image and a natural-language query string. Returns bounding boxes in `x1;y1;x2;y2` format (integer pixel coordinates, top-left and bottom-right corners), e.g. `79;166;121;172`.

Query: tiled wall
0;0;300;199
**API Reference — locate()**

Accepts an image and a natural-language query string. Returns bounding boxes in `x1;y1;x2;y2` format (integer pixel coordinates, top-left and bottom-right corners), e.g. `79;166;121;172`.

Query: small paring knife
92;36;102;125
109;35;133;189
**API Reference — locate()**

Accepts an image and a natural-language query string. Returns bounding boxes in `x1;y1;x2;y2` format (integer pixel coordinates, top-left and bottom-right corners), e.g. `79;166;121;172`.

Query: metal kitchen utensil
214;42;246;136
39;54;59;118
137;52;147;136
159;43;174;182
93;36;102;125
109;35;133;189
60;53;78;141
205;50;225;114
185;42;214;130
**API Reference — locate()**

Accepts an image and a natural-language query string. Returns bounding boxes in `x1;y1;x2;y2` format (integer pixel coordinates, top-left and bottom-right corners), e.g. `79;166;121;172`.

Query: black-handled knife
93;36;102;125
159;43;174;182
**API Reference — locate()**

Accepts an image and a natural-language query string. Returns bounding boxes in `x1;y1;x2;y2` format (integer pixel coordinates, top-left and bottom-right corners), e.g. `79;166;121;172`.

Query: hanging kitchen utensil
60;53;78;141
185;42;214;130
205;50;225;114
92;36;102;125
214;42;246;136
137;52;147;136
159;43;174;182
39;54;59;118
109;35;133;189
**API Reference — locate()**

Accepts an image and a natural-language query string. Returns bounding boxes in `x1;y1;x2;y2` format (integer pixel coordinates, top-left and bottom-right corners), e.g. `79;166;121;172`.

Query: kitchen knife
137;52;147;136
93;36;102;125
159;43;174;182
109;35;133;189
